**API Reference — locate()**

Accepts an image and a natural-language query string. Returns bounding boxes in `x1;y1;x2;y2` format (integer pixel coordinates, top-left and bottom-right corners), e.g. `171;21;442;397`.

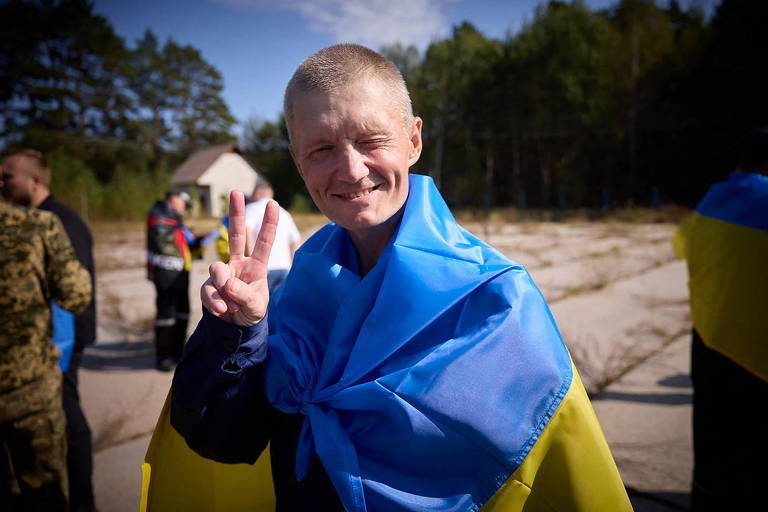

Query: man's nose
336;145;368;182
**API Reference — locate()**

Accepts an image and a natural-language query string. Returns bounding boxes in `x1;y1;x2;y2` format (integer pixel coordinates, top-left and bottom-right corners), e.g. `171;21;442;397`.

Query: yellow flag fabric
214;223;230;263
485;364;632;511
674;212;768;382
140;392;275;512
141;362;631;511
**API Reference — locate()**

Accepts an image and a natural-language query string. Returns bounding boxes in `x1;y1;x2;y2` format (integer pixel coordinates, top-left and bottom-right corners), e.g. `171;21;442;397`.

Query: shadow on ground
593;390;691;405
657;373;692;388
628;487;690;511
82;340;155;371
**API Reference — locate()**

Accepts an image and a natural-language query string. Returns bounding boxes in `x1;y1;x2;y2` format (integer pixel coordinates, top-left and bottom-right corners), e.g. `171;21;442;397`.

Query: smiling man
154;44;632;512
285;69;420;275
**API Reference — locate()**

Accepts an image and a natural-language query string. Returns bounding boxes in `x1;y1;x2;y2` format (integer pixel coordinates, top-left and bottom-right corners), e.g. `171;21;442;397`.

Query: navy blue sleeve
170;308;274;464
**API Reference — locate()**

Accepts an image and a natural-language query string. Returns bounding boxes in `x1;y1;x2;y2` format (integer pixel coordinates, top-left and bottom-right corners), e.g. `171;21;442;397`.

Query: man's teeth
340;187;376;199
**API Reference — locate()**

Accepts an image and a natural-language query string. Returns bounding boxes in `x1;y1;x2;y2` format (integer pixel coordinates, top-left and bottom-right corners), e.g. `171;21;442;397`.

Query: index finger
250;200;279;267
228;190;247;260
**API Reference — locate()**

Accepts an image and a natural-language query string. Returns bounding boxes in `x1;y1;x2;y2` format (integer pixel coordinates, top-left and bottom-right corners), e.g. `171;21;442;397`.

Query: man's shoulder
0;203;60;263
0;200;28;226
149;200;173;219
1;201;56;231
148;201;180;227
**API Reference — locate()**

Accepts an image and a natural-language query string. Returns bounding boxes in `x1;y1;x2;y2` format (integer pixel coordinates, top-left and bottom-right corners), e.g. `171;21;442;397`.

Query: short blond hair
283;44;414;142
4;148;51;186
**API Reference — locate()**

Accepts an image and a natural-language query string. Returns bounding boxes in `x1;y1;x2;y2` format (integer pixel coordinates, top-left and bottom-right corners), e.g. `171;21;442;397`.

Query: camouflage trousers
0;372;69;511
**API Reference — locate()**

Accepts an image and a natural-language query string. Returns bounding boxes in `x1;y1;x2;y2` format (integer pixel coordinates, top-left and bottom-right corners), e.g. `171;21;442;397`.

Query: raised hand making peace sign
201;190;279;325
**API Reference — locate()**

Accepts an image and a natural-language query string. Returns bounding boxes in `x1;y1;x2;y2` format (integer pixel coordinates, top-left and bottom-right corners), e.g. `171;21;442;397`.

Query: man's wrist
202;307;266;346
201;308;269;371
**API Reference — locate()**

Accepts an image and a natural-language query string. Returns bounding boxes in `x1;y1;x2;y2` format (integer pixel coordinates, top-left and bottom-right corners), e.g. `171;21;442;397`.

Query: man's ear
407;117;423;166
289;145;305;180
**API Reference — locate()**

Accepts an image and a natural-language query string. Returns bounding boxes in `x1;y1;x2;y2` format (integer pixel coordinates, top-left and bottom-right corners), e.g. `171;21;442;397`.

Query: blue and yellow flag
142;175;631;511
673;172;768;382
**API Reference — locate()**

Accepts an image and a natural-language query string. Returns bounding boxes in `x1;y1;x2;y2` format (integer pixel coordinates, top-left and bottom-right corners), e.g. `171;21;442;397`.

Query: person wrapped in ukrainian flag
673;128;768;511
141;44;631;512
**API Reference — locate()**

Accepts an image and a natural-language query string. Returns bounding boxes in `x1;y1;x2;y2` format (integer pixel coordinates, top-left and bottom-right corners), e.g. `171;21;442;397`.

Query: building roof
171;142;255;184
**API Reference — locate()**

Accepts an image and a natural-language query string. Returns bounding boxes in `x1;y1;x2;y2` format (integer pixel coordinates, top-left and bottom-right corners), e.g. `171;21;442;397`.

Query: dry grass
559;258;619;299
642;295;690;310
568;326;689;396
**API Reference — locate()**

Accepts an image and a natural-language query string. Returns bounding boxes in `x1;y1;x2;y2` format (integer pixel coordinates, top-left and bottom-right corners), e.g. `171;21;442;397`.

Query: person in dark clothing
147;190;200;372
1;148;97;512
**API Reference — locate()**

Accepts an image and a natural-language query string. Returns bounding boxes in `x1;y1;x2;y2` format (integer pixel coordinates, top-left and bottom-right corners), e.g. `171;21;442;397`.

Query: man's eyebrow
305;137;333;149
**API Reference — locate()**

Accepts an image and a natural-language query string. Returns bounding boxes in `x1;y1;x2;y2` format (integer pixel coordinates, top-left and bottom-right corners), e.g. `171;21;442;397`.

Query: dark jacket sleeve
170;309;274;464
39;196;96;348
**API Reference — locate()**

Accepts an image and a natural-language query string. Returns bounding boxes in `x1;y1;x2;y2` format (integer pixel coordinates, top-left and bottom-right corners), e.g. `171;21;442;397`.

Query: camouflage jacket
0;200;92;394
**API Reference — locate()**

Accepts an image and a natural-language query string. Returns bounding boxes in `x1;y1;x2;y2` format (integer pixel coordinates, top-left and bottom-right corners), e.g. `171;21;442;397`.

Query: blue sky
92;0;715;132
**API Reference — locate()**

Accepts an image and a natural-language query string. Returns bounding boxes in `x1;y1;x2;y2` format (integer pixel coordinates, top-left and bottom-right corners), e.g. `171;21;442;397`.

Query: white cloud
218;0;455;50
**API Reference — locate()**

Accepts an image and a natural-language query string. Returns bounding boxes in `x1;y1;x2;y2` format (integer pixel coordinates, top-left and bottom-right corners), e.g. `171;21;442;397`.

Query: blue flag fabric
263;174;573;511
51;300;75;372
695;172;768;232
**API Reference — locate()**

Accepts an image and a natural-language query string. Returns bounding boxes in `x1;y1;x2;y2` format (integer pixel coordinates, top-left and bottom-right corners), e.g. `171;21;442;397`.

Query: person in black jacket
147;190;200;372
1;148;97;512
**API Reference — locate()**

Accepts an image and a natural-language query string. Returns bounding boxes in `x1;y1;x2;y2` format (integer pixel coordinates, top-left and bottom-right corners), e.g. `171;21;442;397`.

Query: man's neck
347;209;404;277
30;191;50;209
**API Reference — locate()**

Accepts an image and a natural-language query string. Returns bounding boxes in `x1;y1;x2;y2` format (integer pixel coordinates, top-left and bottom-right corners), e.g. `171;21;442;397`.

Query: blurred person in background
0;161;92;511
1;149;97;512
198;213;232;263
146;190;201;372
673;127;768;512
244;181;300;294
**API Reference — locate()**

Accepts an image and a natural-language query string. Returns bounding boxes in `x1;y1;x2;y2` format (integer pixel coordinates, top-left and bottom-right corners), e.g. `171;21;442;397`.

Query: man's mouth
336;184;382;200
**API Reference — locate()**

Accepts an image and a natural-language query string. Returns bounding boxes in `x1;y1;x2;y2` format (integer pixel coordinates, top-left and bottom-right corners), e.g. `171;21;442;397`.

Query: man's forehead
1;155;25;172
295;85;397;128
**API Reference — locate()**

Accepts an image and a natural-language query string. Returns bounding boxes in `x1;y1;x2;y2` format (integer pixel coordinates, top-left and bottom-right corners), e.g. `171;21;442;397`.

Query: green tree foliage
667;0;768;201
3;0;763;217
0;0;235;218
163;41;236;152
218;0;761;212
416;22;502;205
128;30;174;160
1;0;130;138
386;0;748;209
502;1;620;207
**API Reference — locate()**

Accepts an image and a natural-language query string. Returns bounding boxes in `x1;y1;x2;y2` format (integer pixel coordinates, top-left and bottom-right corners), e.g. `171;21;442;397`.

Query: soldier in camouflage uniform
0;185;92;510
